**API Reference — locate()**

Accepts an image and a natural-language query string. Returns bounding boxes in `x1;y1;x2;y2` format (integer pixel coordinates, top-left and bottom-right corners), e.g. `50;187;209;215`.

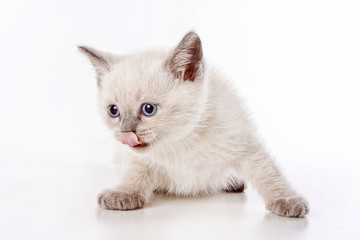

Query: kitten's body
80;32;309;217
115;65;247;196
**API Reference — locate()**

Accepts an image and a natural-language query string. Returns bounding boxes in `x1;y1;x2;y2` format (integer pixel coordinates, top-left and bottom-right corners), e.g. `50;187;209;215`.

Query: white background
1;0;360;239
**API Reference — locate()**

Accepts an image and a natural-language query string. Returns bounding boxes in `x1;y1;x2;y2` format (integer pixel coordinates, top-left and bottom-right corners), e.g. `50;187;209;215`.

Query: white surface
1;0;360;239
1;161;359;239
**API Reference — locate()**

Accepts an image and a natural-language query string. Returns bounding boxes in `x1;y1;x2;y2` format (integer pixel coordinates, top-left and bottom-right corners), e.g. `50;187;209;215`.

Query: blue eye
108;105;120;118
141;103;157;116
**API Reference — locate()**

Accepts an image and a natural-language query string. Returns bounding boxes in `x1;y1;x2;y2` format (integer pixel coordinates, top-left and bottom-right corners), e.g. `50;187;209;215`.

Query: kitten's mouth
119;132;148;149
133;142;148;148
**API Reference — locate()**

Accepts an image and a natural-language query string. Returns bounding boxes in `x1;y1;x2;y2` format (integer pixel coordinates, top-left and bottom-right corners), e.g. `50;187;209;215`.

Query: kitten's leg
98;161;154;211
240;142;309;218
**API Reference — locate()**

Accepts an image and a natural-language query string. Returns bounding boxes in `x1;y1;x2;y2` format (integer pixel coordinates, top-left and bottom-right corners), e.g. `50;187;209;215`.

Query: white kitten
79;32;309;217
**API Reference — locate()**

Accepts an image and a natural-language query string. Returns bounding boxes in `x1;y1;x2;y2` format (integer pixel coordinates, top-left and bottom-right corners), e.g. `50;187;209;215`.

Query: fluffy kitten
79;32;309;217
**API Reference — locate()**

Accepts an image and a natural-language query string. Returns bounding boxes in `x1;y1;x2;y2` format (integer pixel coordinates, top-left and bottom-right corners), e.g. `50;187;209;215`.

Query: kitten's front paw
267;197;309;218
98;190;145;211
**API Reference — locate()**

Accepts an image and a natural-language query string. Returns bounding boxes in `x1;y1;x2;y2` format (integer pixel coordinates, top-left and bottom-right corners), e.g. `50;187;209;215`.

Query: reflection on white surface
1;161;359;240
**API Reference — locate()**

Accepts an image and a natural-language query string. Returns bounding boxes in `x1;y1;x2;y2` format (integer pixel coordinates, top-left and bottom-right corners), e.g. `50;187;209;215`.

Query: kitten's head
79;32;207;153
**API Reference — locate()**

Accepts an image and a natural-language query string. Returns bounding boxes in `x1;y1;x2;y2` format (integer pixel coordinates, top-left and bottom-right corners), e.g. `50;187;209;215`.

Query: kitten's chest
152;143;237;195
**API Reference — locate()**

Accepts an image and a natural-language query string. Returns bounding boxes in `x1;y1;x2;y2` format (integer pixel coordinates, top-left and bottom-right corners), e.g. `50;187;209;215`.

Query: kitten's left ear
166;31;204;82
78;45;115;87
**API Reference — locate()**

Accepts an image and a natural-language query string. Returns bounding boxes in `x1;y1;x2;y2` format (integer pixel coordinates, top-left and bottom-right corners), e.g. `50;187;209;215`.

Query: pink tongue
119;132;142;147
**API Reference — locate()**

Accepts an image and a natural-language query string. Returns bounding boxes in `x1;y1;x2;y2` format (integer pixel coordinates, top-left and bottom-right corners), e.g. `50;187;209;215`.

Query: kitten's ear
78;45;115;87
166;31;204;82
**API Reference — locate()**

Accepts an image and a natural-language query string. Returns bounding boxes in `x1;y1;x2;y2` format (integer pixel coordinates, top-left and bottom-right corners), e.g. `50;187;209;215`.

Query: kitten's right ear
78;45;115;87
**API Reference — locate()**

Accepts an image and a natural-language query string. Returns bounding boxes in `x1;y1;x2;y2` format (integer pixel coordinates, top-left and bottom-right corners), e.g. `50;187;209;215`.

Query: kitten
79;32;309;217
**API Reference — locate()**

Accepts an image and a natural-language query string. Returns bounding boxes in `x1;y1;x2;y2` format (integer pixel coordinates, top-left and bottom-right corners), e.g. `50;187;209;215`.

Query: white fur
79;32;309;217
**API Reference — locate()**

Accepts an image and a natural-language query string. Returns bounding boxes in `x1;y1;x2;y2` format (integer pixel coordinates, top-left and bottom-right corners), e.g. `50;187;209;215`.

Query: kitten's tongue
119;132;142;147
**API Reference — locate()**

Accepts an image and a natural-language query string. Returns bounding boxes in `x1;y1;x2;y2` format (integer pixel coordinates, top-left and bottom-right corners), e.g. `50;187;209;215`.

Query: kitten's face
80;32;204;152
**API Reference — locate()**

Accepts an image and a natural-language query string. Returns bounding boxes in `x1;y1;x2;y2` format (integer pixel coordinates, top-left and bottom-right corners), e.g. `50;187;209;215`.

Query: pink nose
119;132;142;147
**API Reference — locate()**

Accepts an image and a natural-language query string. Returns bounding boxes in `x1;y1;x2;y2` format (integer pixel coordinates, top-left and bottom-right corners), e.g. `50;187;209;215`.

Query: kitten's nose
121;130;136;133
120;114;138;133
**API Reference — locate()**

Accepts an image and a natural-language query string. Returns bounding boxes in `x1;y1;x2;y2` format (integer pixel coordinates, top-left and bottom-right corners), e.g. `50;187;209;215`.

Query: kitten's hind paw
98;190;145;211
267;196;309;218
